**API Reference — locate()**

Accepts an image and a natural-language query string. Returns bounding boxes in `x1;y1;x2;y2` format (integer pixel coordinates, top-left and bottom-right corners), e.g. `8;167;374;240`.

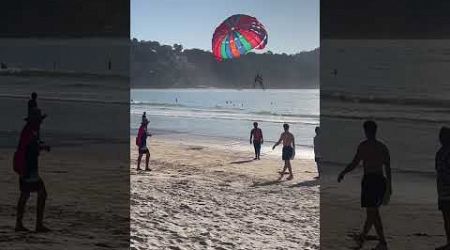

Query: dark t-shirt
437;146;450;201
28;99;37;116
24;136;40;181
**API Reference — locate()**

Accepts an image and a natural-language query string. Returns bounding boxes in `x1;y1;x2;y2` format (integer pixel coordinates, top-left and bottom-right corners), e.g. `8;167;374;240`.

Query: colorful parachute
212;14;268;61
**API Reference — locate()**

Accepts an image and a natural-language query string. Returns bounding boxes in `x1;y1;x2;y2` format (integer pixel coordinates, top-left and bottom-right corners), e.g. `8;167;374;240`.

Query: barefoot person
273;123;295;180
436;127;450;250
250;122;264;160
314;126;321;178
14;109;51;232
136;116;151;171
337;120;391;249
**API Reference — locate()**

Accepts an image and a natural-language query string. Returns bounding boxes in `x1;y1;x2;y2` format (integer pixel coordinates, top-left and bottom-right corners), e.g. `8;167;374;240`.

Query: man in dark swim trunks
273;123;295;180
137;118;151;171
250;122;264;160
15;109;51;233
338;120;391;250
436;127;450;250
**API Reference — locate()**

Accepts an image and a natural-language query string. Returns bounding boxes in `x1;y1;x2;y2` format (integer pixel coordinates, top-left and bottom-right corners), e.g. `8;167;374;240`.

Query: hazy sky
131;0;319;54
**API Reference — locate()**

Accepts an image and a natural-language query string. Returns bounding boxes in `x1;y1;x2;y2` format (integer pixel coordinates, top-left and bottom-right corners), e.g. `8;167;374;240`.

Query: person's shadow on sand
288;179;319;188
230;159;255;165
251;179;282;187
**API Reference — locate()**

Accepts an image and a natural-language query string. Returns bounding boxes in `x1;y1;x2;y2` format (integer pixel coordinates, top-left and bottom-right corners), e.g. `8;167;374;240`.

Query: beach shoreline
130;136;320;249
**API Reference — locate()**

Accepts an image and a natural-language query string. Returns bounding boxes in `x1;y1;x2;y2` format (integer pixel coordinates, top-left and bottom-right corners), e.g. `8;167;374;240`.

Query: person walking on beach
14;109;51;232
250;122;264;160
436;127;450;250
273;123;295;180
136;116;151;171
314;126;321;178
337;120;391;250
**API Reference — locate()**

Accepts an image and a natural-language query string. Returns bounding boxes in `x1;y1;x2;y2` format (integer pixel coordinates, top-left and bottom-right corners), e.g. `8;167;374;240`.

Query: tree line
131;38;319;89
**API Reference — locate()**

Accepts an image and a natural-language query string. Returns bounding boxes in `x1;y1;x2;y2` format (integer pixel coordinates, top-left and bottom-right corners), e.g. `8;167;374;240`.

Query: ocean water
131;89;319;159
321;39;450;173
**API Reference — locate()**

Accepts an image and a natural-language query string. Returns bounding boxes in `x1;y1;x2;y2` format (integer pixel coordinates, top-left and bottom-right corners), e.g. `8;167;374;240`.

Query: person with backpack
250;122;264;160
14;108;51;232
136;115;151;171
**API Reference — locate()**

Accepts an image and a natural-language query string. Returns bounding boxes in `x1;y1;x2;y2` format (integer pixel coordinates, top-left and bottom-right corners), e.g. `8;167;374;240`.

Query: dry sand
0;143;129;250
130;136;319;250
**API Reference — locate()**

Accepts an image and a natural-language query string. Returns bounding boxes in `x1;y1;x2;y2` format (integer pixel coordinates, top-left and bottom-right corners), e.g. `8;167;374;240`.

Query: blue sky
131;0;319;54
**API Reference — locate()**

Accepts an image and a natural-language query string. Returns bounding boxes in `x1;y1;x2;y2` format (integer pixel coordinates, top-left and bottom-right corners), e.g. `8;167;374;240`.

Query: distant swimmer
273;123;295;180
337;120;391;250
254;74;265;90
136;116;151;171
314;126;321;178
436;127;450;250
250;122;264;160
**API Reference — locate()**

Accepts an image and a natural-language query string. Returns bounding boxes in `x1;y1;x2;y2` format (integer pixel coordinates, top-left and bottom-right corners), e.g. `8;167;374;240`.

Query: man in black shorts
273;123;296;180
338;120;391;249
15;109;51;232
250;122;264;160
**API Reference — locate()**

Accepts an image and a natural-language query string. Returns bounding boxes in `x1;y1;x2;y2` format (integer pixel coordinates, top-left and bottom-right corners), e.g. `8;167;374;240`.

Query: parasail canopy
212;14;268;61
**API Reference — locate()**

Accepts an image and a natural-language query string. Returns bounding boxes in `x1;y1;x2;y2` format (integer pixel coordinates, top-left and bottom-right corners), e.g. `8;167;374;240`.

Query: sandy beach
130;136;320;250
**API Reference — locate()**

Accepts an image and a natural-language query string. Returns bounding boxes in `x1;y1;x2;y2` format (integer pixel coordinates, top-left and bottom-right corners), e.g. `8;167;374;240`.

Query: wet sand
130;136;319;250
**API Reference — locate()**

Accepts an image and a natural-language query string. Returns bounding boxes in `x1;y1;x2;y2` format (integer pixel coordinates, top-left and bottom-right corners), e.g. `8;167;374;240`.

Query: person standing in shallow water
136;118;151;171
436;127;450;250
250;122;264;160
337;120;391;250
273;123;295;180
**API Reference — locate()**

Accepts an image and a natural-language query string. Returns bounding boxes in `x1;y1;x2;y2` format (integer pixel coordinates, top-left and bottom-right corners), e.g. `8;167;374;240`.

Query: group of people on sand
14;92;50;233
336;120;450;250
250;122;297;180
250;122;322;180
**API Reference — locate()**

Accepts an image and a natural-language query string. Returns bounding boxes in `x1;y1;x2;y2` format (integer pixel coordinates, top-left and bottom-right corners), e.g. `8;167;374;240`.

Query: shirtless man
250;122;264;160
273;123;295;180
337;120;391;250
